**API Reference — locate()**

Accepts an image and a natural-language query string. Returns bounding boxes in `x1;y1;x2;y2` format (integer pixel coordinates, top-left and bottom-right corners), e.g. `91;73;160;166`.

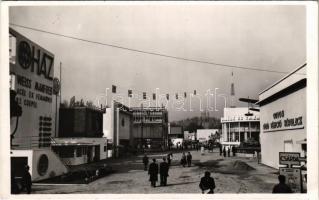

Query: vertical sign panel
10;28;54;148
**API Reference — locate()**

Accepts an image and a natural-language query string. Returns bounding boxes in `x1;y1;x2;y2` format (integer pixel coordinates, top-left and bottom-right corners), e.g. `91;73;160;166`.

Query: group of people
169;141;200;151
143;150;294;194
142;151;193;187
143;156;170;187
180;152;192;167
12;152;294;194
219;145;236;157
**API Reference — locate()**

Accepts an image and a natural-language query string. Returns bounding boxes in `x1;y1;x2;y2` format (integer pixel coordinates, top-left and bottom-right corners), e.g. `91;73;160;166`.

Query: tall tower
230;71;236;108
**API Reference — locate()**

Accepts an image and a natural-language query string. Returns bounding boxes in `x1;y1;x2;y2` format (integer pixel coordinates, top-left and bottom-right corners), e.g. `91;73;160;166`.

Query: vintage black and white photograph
2;2;317;197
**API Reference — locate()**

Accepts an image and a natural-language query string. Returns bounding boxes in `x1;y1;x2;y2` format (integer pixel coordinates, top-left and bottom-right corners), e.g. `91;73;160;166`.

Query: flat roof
51;143;95;147
259;63;306;95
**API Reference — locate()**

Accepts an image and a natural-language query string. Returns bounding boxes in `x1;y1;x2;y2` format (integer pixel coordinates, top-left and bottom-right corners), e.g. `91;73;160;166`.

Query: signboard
221;115;260;123
10;28;54;148
262;110;304;132
279;152;301;167
279;168;302;193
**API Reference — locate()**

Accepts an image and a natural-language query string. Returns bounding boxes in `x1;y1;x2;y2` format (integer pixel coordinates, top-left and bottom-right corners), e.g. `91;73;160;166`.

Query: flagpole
60;62;62;105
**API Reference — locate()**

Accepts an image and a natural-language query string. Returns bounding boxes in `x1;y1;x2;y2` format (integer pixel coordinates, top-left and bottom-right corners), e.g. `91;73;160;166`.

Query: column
249;122;251;139
228;123;231;141
238;122;241;142
116;107;120;158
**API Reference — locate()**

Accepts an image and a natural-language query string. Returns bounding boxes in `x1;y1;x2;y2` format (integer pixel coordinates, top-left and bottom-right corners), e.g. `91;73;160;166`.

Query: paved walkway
32;149;278;194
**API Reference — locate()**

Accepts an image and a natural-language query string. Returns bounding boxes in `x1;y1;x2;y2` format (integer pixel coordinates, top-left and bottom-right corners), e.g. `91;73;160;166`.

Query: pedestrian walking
223;147;226;157
201;146;205;155
160;157;169;186
180;152;187;167
143;154;149;171
227;147;231;157
199;171;216;194
196;143;199;151
272;175;293;193
167;152;173;166
219;145;222;156
148;159;159;187
21;165;32;194
186;152;192;167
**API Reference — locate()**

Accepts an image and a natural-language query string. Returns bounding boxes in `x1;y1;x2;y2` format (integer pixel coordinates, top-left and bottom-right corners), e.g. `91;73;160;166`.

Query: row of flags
112;85;197;100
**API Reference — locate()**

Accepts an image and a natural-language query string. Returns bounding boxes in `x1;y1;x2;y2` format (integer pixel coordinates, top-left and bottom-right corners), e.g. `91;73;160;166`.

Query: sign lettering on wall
262;110;304;132
10;28;54;148
221;115;260;123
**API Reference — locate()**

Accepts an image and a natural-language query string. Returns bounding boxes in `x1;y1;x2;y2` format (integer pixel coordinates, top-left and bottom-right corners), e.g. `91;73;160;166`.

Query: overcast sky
9;4;306;121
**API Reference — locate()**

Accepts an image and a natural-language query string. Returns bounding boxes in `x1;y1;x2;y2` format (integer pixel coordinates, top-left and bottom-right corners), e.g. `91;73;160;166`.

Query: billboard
10;28;55;149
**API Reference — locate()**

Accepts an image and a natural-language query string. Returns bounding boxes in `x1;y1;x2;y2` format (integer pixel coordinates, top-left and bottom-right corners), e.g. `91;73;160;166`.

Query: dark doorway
94;145;100;161
87;147;92;163
11;157;28;178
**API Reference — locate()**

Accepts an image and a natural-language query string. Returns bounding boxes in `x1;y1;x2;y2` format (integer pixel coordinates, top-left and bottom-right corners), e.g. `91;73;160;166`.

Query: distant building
131;106;169;150
103;103;168;154
169;125;184;139
220;107;260;148
257;64;306;169
103;101;133;157
52;106;108;165
168;125;184;148
184;131;196;141
196;129;219;143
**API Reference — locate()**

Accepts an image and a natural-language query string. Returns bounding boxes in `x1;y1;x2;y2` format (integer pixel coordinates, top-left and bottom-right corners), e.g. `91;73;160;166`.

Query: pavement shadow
159;181;198;187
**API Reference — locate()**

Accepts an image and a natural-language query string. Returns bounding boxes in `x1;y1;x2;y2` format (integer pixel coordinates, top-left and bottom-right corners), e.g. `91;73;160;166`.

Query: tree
60;100;69;108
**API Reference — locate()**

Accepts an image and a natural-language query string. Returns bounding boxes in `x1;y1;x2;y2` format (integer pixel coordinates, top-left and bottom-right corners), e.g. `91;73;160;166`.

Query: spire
230;70;236;108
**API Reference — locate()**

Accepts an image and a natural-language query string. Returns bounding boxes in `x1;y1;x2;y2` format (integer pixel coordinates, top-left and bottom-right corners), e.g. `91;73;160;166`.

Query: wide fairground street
32;149;278;194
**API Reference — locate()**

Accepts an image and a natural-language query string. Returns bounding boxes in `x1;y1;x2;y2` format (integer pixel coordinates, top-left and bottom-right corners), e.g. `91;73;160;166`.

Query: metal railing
11;136;51;149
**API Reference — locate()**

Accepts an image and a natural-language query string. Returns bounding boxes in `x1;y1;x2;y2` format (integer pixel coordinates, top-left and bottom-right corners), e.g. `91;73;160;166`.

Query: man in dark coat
227;147;231;157
143;154;149;171
160;157;169;186
148;158;159;187
199;171;216;194
186;152;192;167
167;152;173;166
272;175;293;193
219;145;223;156
22;165;32;194
180;152;187;167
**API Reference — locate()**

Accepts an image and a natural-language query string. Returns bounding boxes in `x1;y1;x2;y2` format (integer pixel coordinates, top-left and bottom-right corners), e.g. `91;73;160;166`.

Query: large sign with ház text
10;28;54;148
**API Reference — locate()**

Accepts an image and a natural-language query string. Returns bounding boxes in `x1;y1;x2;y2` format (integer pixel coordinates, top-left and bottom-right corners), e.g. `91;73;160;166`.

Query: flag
231;83;235;96
166;94;169;100
153;93;156;100
70;96;75;107
112;85;116;93
128;90;132;97
143;92;146;99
